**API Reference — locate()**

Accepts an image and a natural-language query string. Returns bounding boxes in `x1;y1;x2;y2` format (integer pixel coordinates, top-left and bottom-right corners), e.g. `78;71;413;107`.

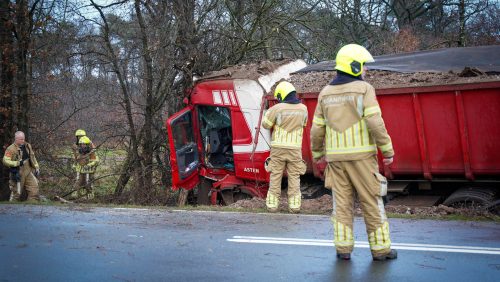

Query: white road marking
227;236;500;255
113;208;149;211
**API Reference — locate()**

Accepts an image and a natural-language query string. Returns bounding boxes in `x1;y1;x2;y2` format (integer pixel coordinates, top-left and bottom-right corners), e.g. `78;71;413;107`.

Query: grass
38;147;127;200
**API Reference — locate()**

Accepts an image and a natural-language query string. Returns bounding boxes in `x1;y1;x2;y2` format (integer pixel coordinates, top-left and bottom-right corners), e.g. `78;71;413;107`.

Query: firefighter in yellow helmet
262;81;308;213
71;136;99;200
311;44;397;261
72;129;91;158
2;131;40;201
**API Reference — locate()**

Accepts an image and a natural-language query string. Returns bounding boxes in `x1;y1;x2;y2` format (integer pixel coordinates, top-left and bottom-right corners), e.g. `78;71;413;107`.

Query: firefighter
262;81;308;213
310;44;397;261
72;136;99;200
72;129;94;159
2;131;40;201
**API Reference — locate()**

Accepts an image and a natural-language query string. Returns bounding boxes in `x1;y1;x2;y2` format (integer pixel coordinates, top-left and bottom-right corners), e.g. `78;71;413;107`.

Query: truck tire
486;199;500;215
443;187;497;208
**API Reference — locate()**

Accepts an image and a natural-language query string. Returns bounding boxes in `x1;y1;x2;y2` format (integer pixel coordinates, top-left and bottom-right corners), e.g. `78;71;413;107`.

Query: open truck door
166;107;200;190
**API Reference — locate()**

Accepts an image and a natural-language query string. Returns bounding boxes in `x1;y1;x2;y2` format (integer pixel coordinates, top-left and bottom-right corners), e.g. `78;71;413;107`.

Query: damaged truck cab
166;60;308;205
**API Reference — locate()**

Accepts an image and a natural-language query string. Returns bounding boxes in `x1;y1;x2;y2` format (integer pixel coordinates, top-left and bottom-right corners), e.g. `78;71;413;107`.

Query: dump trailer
166;46;500;207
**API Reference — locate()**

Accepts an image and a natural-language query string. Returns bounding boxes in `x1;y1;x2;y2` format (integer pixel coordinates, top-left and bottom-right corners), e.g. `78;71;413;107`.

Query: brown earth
289;69;500;93
228;193;497;219
201;59;500;94
201;59;295;81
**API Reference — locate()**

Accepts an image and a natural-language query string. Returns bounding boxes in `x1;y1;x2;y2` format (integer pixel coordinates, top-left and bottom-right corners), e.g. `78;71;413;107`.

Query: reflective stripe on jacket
311;80;394;161
2;143;39;169
262;102;308;149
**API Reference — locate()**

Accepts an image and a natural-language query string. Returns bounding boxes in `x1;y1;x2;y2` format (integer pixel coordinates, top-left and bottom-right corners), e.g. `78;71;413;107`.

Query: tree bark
134;0;154;200
173;0;197;88
0;0;15;200
458;0;466;47
90;0;145;196
15;0;30;135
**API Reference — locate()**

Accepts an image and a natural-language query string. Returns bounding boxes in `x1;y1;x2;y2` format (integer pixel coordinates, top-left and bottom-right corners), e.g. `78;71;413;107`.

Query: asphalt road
0;204;499;282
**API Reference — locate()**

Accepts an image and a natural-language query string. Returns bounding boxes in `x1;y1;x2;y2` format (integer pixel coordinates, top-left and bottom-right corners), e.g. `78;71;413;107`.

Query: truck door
166;107;200;190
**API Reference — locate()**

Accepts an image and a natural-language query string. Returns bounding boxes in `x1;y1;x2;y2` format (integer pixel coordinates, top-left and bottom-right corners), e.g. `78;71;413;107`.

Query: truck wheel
443;187;497;209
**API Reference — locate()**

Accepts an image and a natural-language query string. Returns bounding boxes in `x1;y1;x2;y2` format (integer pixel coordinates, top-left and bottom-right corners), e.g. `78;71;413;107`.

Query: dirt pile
289;69;500;93
201;59;295;81
229;193;333;213
228;194;496;218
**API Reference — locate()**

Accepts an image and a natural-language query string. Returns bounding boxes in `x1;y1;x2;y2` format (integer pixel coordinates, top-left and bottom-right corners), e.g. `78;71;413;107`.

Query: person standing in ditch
71;136;99;200
262;81;308;213
2;131;41;201
310;44;397;261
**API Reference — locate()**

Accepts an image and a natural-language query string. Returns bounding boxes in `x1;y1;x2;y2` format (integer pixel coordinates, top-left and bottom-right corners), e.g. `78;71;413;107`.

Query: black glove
19;158;30;166
9;167;21;182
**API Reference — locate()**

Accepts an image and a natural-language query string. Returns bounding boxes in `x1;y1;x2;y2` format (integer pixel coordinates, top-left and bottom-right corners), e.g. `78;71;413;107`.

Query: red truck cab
166;60;307;204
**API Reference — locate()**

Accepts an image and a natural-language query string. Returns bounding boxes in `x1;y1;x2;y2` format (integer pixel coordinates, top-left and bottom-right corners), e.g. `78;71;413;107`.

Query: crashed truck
166;45;500;209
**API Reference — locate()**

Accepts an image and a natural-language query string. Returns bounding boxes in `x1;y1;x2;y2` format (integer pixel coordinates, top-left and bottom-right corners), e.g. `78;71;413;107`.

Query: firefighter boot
86;188;95;200
9;181;21;202
373;249;398;261
70;190;79;200
288;195;301;213
266;193;280;212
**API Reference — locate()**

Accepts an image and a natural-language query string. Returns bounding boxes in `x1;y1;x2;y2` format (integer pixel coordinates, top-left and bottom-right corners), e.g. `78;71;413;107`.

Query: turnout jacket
74;149;99;174
262;102;308;149
311;80;394;162
2;142;39;169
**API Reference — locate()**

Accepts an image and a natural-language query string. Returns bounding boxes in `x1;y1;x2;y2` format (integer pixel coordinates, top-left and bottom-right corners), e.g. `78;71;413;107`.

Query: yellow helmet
78;136;92;145
335;44;374;76
274;81;296;101
75;129;86;137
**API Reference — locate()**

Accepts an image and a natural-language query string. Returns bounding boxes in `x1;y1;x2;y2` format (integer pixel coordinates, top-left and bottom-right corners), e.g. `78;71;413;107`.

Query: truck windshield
198;106;234;169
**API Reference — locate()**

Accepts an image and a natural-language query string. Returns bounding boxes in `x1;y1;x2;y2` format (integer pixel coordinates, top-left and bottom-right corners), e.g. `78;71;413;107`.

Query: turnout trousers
9;165;39;201
71;172;95;200
266;147;306;212
325;155;392;256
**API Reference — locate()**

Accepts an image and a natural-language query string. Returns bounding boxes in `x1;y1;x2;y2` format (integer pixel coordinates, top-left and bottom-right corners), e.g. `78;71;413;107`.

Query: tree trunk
458;0;466;47
134;0;154;199
90;1;145;198
173;0;197;89
177;188;189;207
0;0;15;200
15;0;30;135
260;24;272;59
114;149;133;197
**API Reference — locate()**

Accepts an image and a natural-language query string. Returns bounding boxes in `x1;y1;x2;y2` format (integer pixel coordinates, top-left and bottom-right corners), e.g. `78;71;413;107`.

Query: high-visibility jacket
2;142;39;170
311;80;394;161
262;102;308;149
74;149;99;174
72;141;96;160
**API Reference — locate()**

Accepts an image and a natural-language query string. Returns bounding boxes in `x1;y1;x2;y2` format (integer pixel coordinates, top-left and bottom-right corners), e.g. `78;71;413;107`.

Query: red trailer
166;46;500;207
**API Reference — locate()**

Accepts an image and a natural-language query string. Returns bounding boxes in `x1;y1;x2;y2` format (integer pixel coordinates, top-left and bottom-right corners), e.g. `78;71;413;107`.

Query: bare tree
0;0;15;199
